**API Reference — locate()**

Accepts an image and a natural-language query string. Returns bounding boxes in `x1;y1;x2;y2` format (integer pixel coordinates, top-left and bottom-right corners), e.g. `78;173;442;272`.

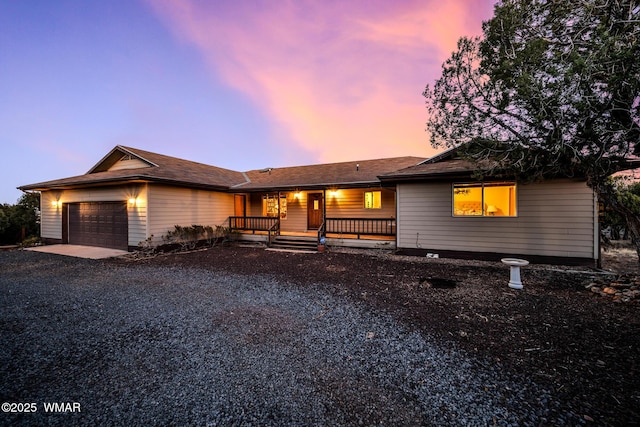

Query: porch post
322;189;326;223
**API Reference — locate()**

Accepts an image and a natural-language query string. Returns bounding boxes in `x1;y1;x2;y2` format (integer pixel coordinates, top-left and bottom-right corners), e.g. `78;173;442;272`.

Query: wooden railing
268;220;280;246
229;216;395;241
317;220;326;244
325;218;396;238
229;216;279;232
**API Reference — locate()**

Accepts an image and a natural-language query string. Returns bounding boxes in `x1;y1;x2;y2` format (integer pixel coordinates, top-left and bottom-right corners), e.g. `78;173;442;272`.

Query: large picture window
364;191;381;209
262;194;287;219
453;182;517;217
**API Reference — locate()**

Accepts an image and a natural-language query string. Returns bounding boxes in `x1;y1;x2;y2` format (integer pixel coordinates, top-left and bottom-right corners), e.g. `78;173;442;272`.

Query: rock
603;287;617;295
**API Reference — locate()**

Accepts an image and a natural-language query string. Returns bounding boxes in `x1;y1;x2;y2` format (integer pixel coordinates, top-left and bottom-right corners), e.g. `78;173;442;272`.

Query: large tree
424;0;640;260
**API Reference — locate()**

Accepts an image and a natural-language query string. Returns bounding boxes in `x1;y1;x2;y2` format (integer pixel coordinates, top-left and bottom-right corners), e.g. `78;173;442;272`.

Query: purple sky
1;0;496;204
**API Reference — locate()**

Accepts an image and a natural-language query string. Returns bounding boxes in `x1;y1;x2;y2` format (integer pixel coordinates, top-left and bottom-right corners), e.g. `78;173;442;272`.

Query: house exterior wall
40;185;148;247
245;188;396;232
396;179;597;260
246;192;306;232
325;188;395;218
147;185;234;243
281;192;307;232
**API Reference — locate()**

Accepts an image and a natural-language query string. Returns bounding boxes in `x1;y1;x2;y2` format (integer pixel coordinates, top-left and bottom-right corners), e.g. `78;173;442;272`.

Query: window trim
452;182;517;218
364;190;382;209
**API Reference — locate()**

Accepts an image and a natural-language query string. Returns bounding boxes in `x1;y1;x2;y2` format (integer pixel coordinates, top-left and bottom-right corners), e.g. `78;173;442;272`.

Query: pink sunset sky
0;0;496;203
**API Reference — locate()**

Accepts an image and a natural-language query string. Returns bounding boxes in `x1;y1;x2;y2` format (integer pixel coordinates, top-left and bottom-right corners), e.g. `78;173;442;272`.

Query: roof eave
18;175;232;192
231;179;385;192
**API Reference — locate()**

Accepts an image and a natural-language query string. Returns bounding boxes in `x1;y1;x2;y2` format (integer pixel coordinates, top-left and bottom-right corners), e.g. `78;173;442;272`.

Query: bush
161;225;233;252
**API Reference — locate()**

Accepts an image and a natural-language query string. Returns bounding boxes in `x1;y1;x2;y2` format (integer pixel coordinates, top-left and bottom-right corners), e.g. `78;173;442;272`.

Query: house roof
18;146;249;191
235;156;424;191
379;147;481;182
18;146;425;192
380;145;640;183
379;159;480;181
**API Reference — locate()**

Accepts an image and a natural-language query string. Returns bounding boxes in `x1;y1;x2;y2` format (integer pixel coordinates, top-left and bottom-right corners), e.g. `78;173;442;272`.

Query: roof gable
88;146;156;173
19;146;249;191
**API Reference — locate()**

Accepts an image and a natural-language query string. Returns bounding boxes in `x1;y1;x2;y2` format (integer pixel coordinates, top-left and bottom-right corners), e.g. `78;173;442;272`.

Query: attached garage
67;202;128;250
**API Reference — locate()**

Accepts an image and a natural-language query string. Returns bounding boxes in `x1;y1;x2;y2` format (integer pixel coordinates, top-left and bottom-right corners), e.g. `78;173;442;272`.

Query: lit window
364;191;381;209
453;183;517;217
262;195;287;219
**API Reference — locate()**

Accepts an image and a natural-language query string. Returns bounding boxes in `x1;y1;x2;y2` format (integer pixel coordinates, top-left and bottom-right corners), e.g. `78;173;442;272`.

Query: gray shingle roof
236;156;424;190
18;146;425;192
19;146;248;191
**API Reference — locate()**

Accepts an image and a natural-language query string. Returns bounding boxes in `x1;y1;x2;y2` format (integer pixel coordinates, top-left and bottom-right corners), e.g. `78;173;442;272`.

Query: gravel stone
1;251;575;426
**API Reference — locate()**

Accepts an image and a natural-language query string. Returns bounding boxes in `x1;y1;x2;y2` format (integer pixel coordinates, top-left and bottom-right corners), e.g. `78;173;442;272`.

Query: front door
234;195;246;228
307;193;323;229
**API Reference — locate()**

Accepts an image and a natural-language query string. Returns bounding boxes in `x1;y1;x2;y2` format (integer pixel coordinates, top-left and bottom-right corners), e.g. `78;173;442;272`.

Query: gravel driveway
1;250;566;426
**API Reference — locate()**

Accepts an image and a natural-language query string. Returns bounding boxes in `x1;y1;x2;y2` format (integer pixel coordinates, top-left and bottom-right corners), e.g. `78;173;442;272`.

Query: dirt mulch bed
114;245;640;425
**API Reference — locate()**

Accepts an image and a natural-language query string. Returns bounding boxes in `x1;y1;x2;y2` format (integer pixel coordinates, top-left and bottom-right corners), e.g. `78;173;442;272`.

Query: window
262;195;287;219
364;191;381;209
453;182;517;217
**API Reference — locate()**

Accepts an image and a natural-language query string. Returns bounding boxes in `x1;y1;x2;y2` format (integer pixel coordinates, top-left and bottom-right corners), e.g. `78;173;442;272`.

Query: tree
0;193;40;245
424;0;640;260
601;178;640;241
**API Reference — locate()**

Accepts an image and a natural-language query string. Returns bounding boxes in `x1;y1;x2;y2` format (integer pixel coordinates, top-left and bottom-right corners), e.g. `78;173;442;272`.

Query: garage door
68;202;128;250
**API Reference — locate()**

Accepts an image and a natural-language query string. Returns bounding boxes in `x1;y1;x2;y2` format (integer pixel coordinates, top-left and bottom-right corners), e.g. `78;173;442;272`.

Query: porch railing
229;216;279;232
229;216;396;241
229;216;280;246
317;220;326;244
325;218;396;238
268;220;280;246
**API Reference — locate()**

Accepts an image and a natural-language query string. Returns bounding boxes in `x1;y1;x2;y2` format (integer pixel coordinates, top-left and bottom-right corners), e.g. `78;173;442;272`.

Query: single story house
19;144;615;265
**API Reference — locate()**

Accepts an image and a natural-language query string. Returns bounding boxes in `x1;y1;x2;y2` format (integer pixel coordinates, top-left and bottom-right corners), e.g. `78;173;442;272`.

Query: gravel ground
1;250;585;426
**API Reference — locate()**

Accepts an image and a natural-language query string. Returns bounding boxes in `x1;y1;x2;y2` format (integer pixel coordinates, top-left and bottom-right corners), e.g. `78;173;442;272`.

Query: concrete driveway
25;244;128;259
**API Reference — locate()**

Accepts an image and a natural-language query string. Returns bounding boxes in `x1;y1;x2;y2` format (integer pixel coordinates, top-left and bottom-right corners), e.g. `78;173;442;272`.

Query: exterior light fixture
128;197;137;207
51;200;60;208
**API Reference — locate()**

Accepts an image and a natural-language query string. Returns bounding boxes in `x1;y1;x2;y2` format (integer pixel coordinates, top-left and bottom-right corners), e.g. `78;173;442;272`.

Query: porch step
269;235;318;252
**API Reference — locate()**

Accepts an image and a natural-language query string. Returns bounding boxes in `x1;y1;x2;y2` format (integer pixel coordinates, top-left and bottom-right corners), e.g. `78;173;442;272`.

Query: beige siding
41;191;63;240
397;180;596;259
40;185;148;247
325;188;395;219
108;157;151;171
147;185;234;243
281;192;307;232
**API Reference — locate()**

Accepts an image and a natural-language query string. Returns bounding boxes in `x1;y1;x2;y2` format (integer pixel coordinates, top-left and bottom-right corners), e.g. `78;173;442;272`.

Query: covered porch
228;188;397;250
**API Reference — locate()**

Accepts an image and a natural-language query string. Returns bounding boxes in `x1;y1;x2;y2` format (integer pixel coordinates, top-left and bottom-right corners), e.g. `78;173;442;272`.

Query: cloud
146;0;493;162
